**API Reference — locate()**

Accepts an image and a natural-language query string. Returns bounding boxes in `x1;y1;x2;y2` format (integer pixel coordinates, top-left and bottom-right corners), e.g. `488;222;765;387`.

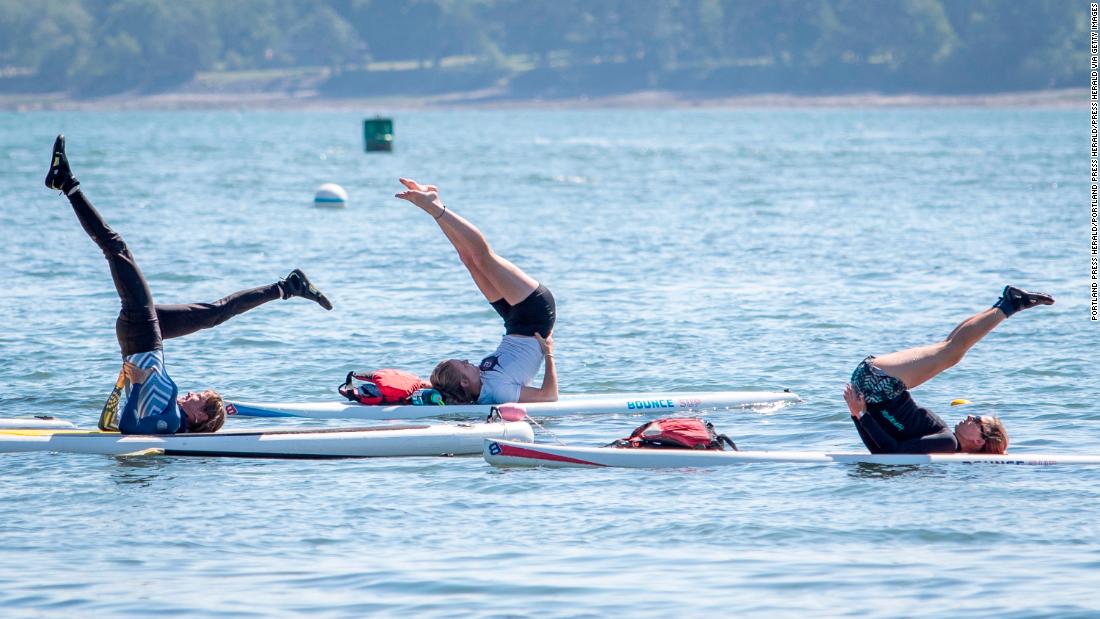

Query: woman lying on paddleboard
395;178;557;405
844;286;1054;454
45;135;332;435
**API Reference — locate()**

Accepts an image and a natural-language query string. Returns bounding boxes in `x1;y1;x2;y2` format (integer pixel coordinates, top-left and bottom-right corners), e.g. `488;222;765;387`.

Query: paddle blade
116;448;165;457
99;367;126;432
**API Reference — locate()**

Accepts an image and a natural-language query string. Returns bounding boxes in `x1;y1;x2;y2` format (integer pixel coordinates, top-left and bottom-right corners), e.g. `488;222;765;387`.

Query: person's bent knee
98;232;129;257
462;245;495;271
457;250;479;270
195;302;234;330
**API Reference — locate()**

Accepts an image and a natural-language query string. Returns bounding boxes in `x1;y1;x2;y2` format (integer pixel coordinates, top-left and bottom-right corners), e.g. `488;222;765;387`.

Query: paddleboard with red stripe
483;439;1100;468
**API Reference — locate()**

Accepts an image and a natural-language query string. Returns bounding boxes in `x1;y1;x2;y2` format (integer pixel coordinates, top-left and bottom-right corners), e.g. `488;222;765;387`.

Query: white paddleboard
0;422;533;458
0;417;77;430
483;439;1100;468
227;390;801;421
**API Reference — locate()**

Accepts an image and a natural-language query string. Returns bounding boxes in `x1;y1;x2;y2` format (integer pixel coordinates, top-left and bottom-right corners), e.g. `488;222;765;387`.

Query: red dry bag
611;418;738;451
338;369;432;405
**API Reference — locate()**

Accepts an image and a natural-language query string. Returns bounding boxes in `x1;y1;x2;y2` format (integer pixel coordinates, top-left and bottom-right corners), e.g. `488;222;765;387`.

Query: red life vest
338;369;432;405
611;418;738;451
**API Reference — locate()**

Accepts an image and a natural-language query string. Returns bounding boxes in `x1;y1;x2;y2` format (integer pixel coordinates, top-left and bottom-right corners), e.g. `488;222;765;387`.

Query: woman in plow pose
844;286;1054;454
395;178;557;405
45;135;332;435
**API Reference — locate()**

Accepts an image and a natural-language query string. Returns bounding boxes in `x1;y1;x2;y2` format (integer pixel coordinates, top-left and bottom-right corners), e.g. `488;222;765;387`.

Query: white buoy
314;183;348;208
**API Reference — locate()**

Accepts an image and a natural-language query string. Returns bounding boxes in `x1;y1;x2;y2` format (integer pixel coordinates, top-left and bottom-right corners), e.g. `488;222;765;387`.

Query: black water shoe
280;268;333;310
45;134;79;194
994;285;1054;317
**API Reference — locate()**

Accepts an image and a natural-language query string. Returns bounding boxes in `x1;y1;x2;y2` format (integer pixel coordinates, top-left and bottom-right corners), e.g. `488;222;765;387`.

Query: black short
490;284;555;337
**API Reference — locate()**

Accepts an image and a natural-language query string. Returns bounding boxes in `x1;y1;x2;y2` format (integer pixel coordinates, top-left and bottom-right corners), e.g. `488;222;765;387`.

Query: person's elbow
525;388;558;403
529;388;557;403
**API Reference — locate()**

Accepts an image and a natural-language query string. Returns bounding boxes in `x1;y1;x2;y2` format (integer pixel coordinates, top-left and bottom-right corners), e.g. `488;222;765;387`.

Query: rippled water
0;109;1095;617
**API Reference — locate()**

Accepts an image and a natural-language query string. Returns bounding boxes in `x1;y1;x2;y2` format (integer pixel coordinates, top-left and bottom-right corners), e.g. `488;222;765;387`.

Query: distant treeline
0;0;1087;97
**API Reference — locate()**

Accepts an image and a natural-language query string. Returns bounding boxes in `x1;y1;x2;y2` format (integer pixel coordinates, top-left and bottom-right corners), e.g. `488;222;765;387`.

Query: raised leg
67;189;163;357
397;179;538;305
156;283;282;340
870;308;1005;389
48;135;162;356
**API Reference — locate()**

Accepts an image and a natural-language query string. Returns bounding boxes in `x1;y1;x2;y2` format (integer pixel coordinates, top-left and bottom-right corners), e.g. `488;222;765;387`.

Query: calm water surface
0;109;1096;617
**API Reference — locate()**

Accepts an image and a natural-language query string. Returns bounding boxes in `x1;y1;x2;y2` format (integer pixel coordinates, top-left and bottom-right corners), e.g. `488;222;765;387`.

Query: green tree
723;0;828;66
212;0;288;69
0;0;1089;97
70;0;219;93
282;4;361;66
349;0;444;66
813;0;956;69
0;0;92;88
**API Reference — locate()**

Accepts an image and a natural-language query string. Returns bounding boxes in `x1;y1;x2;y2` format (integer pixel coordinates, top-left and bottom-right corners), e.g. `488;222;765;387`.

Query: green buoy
364;117;393;152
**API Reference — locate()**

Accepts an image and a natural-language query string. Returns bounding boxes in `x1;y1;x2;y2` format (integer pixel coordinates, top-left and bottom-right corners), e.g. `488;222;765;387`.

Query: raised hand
122;361;152;385
395;177;444;216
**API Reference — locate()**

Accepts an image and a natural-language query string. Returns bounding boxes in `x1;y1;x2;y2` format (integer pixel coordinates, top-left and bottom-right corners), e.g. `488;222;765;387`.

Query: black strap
717;434;738;451
338;371;357;401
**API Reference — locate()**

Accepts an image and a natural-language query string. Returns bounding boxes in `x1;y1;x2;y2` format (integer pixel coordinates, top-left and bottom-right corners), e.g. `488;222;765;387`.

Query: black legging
67;190;282;356
156;285;281;340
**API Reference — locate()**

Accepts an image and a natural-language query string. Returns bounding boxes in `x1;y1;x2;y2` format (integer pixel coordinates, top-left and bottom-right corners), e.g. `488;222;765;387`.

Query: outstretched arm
395;178;538;306
519;333;558;403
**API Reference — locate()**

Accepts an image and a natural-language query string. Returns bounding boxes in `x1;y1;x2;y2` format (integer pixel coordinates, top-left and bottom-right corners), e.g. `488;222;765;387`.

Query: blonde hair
978;416;1008;454
430;360;474;404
